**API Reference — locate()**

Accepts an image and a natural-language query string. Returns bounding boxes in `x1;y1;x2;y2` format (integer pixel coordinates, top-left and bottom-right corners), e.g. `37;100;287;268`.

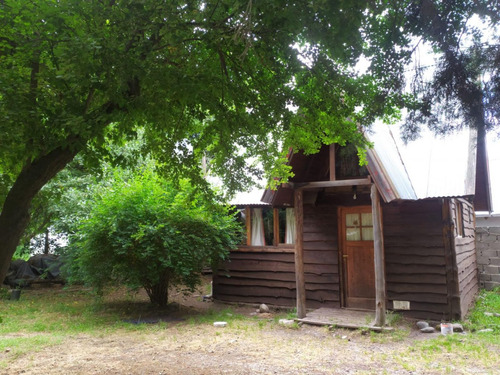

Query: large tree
363;0;500;139
0;0;402;283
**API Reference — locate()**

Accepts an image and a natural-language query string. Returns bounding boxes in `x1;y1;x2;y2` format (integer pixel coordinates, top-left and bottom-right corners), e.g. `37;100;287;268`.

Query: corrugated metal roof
367;122;476;201
366;123;417;201
229;189;269;206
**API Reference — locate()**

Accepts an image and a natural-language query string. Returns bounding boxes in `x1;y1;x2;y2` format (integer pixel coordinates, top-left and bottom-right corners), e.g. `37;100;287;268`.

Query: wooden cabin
213;124;492;321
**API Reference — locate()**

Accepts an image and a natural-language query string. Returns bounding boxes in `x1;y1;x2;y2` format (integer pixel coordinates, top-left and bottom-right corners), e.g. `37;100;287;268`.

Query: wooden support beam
442;198;461;320
273;207;280;246
245;206;252;246
371;184;386;327
329;144;336;181
291;178;372;190
365;150;400;203
295;318;394;332
294;189;306;319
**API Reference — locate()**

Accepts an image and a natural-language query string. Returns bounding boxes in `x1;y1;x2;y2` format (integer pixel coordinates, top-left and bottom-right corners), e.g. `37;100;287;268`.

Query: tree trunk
44;228;50;255
0;145;78;284
145;270;170;307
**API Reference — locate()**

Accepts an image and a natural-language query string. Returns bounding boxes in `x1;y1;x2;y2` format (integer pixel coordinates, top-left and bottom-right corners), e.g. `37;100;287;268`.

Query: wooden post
245;206;252;246
442;198;460;320
329;144;336;181
371;184;386;326
294;189;306;318
273;207;280;246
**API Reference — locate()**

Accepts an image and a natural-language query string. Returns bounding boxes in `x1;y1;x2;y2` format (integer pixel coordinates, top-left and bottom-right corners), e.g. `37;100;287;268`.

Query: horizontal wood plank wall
451;198;479;319
213;251;297;306
302;200;340;308
383;200;451;320
213;196;342;308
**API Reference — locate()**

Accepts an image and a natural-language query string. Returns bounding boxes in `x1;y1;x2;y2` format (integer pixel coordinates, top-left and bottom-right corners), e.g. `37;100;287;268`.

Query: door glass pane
346;213;360;227
361;213;373;226
346;228;361;241
362;227;374;241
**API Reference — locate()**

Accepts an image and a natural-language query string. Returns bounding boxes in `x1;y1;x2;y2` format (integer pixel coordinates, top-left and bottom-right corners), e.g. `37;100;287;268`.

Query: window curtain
251;208;265;246
285;208;295;244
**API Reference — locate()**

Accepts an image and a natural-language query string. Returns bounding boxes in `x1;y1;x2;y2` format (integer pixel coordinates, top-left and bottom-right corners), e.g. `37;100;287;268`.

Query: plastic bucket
440;323;453;335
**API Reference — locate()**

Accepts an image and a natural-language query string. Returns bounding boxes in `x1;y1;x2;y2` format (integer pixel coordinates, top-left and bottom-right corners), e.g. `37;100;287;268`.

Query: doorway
339;206;375;310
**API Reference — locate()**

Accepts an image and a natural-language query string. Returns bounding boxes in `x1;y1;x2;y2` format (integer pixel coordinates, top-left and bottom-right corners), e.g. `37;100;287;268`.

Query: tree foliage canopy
0;0;398;195
362;0;500;140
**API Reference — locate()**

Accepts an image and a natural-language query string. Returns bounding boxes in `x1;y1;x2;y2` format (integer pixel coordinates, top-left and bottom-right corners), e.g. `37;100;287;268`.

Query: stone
420;327;436;333
479;274;492;281
480;235;500;244
490;274;500;282
484;282;500;290
480;249;499;258
485;265;500;274
452;323;464;333
416;321;429;329
278;319;295;327
490;257;500;266
259;304;270;313
477;329;494;333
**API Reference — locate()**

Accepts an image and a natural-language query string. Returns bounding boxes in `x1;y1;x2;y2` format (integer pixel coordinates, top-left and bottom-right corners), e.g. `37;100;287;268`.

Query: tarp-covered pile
3;254;63;287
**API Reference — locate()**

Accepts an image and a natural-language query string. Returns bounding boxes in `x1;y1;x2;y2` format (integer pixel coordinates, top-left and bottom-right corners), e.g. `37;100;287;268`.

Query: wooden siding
214;194;349;308
383;199;451;320
213;251;297;306
215;193;475;321
302;201;340;308
450;198;479;319
213;243;339;308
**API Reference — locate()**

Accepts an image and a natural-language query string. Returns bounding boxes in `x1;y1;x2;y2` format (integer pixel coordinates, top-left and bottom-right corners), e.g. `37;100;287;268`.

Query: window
285;208;295;244
251;208;265;245
239;206;295;246
455;201;464;238
345;212;373;241
235;209;247;244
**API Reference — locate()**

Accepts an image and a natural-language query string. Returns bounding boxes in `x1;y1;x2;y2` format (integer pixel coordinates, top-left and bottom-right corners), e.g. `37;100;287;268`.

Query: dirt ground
1;282;498;375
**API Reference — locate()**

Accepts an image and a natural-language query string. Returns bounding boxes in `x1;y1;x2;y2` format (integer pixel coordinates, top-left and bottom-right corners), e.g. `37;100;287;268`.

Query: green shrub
467;287;500;332
0;287;10;300
69;172;241;306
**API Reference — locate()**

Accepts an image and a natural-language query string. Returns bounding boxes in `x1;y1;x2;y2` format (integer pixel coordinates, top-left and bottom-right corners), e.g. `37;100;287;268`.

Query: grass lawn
0;284;499;374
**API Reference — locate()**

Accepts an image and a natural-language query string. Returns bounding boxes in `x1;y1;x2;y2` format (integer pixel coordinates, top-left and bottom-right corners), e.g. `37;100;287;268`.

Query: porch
296;307;394;332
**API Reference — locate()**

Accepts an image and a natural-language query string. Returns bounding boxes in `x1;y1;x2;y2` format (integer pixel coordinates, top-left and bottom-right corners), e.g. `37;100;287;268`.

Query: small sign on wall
393;300;411;310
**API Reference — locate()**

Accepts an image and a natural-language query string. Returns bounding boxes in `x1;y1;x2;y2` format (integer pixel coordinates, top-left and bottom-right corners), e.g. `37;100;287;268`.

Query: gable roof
367;122;491;211
261;122;492;211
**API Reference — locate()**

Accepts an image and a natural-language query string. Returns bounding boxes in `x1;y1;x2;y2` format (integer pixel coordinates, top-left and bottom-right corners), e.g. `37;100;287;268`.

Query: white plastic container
213;321;227;327
440;323;453;335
